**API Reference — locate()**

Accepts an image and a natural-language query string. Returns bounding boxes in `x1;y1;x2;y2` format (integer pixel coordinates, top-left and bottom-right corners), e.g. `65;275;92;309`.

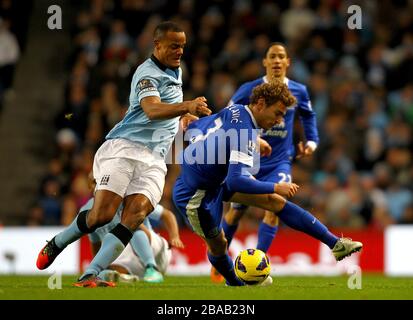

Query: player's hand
180;113;199;132
296;141;314;159
186;97;212;117
258;137;272;157
274;182;299;198
169;237;185;249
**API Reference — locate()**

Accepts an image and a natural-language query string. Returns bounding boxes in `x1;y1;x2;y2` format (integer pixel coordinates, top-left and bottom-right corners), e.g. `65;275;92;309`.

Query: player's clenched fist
274;182;299;198
185;97;211;117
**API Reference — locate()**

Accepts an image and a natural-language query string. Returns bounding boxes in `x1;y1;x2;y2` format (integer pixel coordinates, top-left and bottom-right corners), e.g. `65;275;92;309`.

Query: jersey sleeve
228;83;251;106
136;75;161;102
297;85;319;145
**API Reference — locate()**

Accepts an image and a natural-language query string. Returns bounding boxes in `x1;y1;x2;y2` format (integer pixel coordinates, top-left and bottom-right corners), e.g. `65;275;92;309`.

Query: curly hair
249;81;297;108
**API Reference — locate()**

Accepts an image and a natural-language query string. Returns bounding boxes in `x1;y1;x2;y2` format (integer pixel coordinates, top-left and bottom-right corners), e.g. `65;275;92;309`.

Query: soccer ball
234;248;271;285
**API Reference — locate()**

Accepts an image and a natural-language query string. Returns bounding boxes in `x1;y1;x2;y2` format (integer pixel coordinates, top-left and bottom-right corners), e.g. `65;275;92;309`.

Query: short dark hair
265;42;289;57
250;81;296;108
154;21;184;40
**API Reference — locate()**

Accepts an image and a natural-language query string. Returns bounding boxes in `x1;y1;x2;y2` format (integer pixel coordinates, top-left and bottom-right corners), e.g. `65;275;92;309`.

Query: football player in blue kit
219;43;320;278
173;81;363;286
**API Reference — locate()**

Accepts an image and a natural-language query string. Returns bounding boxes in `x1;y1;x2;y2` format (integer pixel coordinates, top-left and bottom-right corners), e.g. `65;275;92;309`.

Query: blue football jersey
229;76;319;168
106;56;183;159
180;104;275;195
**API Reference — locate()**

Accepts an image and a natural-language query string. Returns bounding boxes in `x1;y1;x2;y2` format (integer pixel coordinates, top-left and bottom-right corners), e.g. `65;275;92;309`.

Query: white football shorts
93;138;167;208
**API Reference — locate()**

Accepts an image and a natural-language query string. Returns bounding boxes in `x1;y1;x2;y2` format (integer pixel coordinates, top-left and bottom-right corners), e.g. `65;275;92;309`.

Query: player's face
155;31;186;68
257;100;287;130
263;45;290;80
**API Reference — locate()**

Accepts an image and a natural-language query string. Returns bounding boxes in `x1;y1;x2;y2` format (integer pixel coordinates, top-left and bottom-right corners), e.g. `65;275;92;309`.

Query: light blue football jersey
106;55;183;158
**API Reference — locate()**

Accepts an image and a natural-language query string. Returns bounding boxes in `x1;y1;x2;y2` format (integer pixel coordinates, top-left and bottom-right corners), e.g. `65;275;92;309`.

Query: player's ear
262;57;267;68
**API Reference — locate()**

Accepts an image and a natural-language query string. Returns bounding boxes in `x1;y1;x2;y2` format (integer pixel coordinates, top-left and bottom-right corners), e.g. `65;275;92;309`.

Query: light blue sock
222;219;239;248
256;222;278;253
81;233;125;279
130;230;156;268
277;201;338;249
55;216;83;249
207;252;244;286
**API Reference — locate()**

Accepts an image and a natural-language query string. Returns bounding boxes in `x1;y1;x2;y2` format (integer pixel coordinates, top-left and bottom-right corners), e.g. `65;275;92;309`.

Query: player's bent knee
268;193;286;213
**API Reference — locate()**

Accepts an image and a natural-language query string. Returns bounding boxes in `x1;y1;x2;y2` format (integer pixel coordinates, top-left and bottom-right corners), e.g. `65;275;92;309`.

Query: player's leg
37;141;126;270
211;203;247;283
77;150;166;284
230;192;362;260
205;230;243;286
79;193;152;281
172;178;244;286
130;228;164;283
222;203;247;248
257;211;279;252
255;165;291;252
153;233;172;275
99;253;140;283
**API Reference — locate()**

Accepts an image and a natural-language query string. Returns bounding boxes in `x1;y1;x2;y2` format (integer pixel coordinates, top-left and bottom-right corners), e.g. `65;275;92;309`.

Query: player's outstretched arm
160;208;185;249
141;96;211;120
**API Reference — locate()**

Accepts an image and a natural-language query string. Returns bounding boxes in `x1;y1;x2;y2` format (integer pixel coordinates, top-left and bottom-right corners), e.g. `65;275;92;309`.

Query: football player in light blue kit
36;21;211;287
221;43;319;266
173;82;363;286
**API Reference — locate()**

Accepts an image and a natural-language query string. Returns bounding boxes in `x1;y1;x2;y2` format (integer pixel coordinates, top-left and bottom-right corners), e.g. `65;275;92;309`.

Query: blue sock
222;219;239;248
207;252;244;286
55;217;83;249
256;222;278;253
277;201;338;249
81;233;126;279
130;230;156;268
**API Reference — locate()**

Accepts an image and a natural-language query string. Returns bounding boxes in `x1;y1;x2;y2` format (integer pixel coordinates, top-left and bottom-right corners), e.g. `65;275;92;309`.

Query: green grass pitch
0;274;412;300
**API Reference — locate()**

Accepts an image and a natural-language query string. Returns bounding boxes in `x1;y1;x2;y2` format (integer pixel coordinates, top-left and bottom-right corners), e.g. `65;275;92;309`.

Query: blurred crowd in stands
25;0;413;231
0;0;31;111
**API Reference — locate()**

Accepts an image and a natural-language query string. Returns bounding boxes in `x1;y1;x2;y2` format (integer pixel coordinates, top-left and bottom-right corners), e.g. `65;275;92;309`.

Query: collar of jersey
244;105;259;129
150;54;179;79
263;76;289;86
